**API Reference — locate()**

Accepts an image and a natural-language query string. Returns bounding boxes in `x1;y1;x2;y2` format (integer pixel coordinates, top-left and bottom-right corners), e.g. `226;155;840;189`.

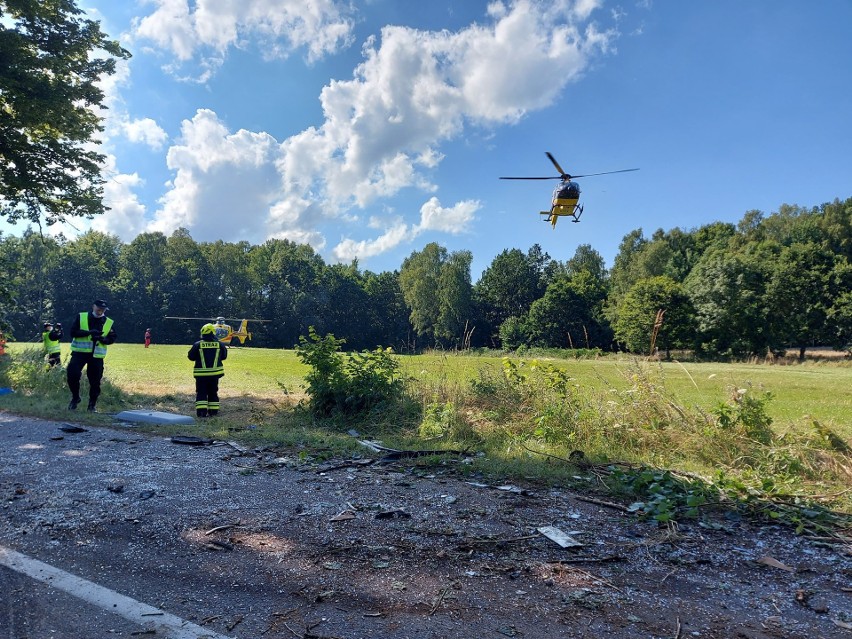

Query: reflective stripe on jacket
70;313;115;358
192;340;225;377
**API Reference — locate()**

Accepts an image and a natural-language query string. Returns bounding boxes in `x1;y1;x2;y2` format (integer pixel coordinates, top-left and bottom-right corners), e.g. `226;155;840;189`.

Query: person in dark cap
67;299;117;411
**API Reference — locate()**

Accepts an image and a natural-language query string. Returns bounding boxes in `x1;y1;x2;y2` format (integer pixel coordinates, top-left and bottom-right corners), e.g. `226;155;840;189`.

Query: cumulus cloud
148;109;281;242
145;0;615;262
331;197;481;261
122;118;169;149
130;0;355;79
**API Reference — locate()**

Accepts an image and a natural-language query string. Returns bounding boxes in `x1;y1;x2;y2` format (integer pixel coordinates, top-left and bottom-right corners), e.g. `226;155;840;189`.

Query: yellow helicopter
165;317;270;345
501;152;639;228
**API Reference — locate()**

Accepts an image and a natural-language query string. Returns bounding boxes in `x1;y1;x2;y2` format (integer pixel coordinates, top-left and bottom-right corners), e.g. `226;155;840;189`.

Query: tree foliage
399;242;474;347
0;195;850;359
613;276;695;356
0;0;130;227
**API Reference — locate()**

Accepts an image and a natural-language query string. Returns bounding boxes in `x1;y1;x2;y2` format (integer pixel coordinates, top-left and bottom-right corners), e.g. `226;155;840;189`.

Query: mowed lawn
7;342;852;438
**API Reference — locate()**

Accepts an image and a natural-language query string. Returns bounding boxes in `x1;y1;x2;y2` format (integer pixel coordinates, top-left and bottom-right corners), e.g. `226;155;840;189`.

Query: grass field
2;341;851;433
2;341;851;526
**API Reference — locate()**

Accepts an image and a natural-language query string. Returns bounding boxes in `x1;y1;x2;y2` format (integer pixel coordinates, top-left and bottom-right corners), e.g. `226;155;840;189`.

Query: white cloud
149;109;281;242
331;196;480;261
142;1;614;262
95;171;148;239
332;220;411;261
122;118;169;149
416;197;480;234
130;0;355;78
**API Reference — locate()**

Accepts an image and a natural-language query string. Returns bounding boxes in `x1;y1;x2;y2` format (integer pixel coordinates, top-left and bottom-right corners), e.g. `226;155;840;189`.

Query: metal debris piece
59;424;87;433
170;435;214;446
375;509;411;520
330;510;356;522
537;526;584;548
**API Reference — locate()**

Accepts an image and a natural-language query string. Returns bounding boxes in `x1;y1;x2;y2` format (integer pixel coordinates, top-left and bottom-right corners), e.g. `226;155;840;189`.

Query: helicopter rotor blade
570;168;640;179
499;176;562;180
545;152;567;177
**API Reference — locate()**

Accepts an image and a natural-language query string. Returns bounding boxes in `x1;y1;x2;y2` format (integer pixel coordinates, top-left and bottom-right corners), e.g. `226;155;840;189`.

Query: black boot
68;398;80;410
87;402;97;413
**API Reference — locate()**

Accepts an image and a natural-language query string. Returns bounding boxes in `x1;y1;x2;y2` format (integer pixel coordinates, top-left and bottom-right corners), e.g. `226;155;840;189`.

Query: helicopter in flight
500;152;639;228
165;316;270;345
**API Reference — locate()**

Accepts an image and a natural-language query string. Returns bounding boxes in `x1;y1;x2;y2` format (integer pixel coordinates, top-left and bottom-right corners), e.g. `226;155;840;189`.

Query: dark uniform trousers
195;377;221;416
67;353;105;404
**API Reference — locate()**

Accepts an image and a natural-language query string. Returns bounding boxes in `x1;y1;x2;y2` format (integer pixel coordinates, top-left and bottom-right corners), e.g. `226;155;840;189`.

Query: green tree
613;276;695;356
251;239;325;348
564;244;608;282
685;246;775;358
527;271;610;349
51;230;121;325
765;242;836;359
363;270;411;351
436;249;473;345
474;245;551;346
0;0;130;227
0;229;61;337
399;243;474;347
115;232;168;343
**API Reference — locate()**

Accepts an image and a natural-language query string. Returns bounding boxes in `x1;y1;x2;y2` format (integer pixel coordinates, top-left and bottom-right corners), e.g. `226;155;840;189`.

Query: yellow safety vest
42;331;61;355
70;313;114;358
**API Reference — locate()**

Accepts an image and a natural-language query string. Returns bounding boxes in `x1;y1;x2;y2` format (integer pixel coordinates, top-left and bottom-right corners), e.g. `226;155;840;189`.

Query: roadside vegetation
2;340;850;541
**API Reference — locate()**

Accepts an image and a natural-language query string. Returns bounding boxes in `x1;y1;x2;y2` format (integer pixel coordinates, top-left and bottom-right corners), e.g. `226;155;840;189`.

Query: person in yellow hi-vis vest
67;299;117;412
42;321;63;367
187;323;227;418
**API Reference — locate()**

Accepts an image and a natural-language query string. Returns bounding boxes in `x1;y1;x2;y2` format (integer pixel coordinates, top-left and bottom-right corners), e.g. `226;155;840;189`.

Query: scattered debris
378;448;466;463
537;526;584;548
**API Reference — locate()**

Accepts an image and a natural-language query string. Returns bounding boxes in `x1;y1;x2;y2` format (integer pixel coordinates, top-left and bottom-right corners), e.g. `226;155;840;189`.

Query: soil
1;411;851;639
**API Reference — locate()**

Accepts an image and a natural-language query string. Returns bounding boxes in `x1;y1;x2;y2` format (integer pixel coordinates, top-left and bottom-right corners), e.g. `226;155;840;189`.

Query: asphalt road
2;411;851;639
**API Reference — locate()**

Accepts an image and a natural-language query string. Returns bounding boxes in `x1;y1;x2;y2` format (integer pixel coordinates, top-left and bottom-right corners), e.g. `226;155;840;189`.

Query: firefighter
42;321;63;367
67;299;117;412
188;323;228;418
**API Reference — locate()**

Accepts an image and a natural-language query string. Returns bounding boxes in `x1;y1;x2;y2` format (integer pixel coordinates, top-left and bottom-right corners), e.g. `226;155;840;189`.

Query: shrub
296;327;405;418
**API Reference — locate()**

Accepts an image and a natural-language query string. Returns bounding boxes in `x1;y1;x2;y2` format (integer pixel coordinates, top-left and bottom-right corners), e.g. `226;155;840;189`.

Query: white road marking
0;544;234;639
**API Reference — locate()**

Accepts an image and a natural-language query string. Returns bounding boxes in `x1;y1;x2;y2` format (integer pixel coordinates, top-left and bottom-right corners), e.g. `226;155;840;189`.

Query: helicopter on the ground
500;152;639;228
165;317;270;345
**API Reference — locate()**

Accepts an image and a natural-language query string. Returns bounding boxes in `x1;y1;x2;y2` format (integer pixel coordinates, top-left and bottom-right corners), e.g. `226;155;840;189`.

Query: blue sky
7;1;851;280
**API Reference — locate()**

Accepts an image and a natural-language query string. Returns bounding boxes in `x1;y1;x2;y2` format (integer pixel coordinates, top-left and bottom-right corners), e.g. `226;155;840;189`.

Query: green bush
296;327;405;418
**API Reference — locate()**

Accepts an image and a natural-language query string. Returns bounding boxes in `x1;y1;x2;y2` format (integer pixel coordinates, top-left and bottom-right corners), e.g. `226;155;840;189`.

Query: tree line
0;197;850;358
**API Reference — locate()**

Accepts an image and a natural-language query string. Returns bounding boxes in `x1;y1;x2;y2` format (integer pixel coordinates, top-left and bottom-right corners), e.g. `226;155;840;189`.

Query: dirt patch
1;412;851;638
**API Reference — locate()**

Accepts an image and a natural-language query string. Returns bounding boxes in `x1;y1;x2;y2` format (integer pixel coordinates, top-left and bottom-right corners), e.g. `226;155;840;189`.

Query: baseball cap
93;299;109;309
